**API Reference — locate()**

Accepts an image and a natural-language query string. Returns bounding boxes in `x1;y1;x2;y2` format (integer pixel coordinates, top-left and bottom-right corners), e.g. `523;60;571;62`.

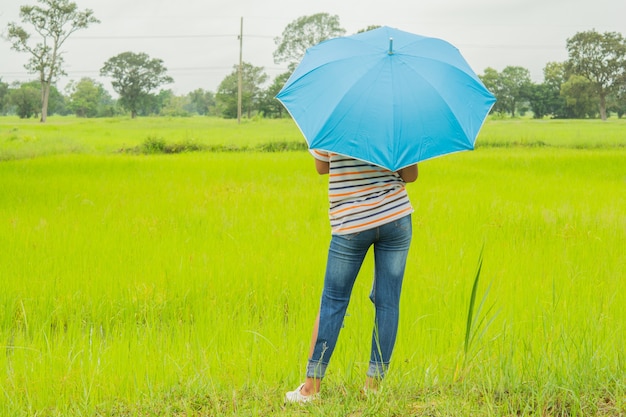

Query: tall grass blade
464;246;484;355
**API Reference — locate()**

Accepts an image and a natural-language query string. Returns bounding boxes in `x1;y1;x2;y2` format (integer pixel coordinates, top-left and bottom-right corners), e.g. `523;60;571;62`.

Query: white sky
1;0;625;95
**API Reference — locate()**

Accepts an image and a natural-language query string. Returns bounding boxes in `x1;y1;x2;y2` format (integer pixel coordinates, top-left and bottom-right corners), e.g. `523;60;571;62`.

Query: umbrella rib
396;55;487;142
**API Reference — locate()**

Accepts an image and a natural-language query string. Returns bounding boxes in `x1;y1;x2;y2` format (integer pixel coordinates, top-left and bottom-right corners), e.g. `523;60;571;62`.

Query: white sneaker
285;383;319;403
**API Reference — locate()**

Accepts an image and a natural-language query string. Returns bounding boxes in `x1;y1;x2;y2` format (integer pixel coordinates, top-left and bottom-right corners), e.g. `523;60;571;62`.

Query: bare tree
6;0;99;122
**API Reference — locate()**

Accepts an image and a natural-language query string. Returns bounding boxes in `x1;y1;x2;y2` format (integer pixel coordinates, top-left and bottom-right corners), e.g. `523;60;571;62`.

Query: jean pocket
341;231;362;241
394;215;412;232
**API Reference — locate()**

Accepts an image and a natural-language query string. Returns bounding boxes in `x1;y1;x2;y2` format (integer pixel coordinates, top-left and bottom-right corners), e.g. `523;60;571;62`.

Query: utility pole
237;17;243;124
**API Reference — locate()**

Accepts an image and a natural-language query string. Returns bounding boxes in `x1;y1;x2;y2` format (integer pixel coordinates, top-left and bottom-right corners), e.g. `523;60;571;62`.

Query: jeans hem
306;360;328;379
366;361;389;379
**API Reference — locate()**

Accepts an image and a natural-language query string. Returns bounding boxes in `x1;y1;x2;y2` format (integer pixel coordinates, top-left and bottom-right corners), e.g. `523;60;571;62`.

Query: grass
1;115;625;161
475;118;626;148
0;116;303;160
0;116;625;415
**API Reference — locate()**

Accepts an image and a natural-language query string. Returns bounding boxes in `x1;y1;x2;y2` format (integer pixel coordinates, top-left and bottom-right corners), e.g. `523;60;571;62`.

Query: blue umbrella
276;26;496;172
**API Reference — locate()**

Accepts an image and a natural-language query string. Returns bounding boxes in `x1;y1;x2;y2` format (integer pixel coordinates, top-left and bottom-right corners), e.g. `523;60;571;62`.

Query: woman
286;149;418;403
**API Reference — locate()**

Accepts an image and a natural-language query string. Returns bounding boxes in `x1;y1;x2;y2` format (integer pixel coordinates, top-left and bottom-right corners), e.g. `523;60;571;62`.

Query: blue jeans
307;215;412;379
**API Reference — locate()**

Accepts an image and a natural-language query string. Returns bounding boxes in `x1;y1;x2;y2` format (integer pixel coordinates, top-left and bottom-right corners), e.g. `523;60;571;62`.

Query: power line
73;34;237;40
68;32;563;49
72;34;275;40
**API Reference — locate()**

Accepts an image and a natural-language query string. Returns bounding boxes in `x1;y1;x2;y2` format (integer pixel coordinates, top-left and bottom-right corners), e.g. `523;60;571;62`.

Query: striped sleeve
310;149;330;162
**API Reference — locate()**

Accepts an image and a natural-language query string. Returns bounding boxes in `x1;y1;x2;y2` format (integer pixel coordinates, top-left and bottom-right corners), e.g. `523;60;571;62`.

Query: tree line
2;0;625;121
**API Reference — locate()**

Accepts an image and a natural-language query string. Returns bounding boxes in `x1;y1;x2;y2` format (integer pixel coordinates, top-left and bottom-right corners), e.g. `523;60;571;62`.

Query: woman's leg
299;312;321;396
368;215;412;379
303;229;375;392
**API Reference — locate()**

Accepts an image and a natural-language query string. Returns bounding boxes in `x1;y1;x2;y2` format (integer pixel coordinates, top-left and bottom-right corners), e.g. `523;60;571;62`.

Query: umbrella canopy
276;26;496;172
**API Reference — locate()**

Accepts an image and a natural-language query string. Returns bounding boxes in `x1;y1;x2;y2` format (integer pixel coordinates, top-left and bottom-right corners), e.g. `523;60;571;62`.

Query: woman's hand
398;164;418;182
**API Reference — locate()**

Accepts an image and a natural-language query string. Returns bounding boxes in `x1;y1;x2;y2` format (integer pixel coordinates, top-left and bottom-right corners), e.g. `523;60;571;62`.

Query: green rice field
1;116;625;416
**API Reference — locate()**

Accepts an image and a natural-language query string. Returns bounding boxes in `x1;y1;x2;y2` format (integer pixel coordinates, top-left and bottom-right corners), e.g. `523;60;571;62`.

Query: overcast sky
1;0;625;95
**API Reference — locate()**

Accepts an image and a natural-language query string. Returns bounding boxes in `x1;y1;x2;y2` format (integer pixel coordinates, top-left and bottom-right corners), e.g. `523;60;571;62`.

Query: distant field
1;116;625;161
0;116;625;416
0;116;303;160
476;117;626;148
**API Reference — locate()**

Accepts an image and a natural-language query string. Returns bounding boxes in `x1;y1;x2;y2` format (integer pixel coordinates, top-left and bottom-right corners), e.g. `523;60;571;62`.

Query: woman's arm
315;158;330;175
398;164;418;182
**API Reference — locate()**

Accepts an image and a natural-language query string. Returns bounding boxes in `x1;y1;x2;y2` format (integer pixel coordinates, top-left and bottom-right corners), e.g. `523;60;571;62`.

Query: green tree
216;62;268;119
185;89;215;116
479;67;506;115
480;66;532;117
100;52;173;118
46;82;67;115
6;0;99;122
544;62;567;91
9;82;41;118
157;90;190;117
608;80;626;117
259;72;290;118
66;77;112;117
544;62;569;118
561;75;598;118
526;83;553;119
527;62;568;119
500;66;532;117
0;78;9;115
565;29;626;120
356;25;382;34
273;13;346;67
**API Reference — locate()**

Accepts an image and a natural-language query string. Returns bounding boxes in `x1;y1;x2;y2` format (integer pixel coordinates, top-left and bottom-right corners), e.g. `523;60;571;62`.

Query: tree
9;82;41;118
479;67;506;115
565;29;626;120
185;88;215;116
6;0;99;122
479;66;531;117
527;83;553;119
100;52;173;118
356;25;382;34
526;62;568;119
216;62;268;119
273;13;346;67
0;79;9;115
46;82;67;115
561;75;598;118
500;66;532;117
157;90;190;117
66;77;112;117
544;62;567;91
259;72;290;118
608;79;626;118
541;62;568;118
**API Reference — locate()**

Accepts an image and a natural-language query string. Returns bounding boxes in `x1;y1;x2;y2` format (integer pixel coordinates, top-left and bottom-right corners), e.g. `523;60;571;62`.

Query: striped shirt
312;150;414;235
